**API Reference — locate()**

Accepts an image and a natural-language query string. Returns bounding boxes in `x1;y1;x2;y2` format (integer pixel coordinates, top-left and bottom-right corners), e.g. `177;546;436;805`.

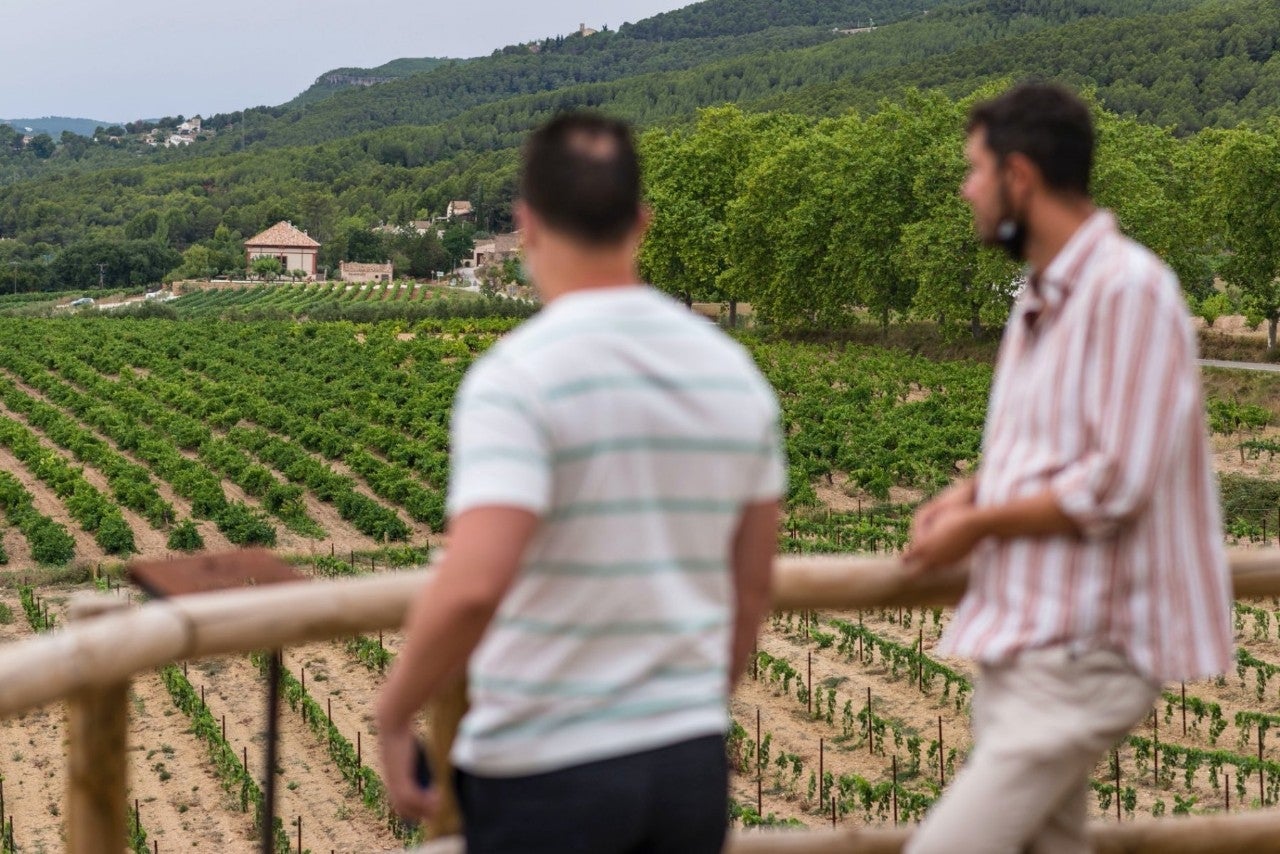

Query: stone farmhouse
244;221;321;278
471;233;521;268
339;261;394;283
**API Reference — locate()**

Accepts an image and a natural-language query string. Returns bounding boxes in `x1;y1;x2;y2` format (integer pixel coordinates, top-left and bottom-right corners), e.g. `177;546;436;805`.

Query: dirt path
126;669;260;852
0;587;69;853
187;653;402;852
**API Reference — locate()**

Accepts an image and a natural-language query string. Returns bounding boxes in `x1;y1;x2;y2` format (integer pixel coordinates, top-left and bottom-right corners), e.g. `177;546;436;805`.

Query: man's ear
1001;151;1040;200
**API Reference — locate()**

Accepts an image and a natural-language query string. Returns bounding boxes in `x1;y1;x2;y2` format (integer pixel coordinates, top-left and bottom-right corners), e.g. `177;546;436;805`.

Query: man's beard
992;178;1027;263
995;217;1028;263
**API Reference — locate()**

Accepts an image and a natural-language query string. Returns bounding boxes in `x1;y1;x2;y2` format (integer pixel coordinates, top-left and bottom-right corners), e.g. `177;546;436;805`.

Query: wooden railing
4;551;1280;853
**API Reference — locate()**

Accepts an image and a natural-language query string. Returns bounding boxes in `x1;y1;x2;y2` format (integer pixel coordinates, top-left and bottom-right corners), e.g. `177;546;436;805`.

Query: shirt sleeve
1048;270;1196;540
446;355;553;519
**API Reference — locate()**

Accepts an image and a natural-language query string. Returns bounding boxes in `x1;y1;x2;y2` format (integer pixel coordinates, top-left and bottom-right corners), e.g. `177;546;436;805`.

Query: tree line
638;96;1280;344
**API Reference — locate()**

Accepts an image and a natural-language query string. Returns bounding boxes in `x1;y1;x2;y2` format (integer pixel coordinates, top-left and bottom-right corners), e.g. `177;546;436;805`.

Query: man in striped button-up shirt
905;84;1233;854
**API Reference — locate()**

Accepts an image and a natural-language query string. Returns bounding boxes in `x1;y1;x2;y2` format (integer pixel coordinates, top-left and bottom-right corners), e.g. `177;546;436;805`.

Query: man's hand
379;724;441;823
904;505;982;576
905;487;1083;576
910;479;975;544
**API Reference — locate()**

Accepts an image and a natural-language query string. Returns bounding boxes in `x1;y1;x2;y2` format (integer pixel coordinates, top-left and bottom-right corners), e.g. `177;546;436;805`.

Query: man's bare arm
376;506;537;819
904;488;1079;575
729;500;779;689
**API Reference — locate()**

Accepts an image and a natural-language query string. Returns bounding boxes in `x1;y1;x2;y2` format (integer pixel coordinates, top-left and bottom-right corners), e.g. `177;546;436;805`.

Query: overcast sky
4;0;694;122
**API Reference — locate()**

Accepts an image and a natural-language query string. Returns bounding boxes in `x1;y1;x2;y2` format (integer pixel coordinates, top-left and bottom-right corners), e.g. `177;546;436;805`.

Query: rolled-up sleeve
447;357;552;519
1049;273;1195;540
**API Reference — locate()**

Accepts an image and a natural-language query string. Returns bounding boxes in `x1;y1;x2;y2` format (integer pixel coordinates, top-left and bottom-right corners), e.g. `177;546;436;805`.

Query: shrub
166;518;205;552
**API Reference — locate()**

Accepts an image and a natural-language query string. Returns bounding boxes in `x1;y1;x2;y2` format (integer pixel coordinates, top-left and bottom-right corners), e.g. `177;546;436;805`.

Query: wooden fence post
938;716;945;786
426;676;468;839
67;593;130;854
1114;750;1121;822
818;738;825;809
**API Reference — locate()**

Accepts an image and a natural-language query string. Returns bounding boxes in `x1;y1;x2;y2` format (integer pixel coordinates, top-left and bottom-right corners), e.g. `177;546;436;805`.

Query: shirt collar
1021;209;1116;322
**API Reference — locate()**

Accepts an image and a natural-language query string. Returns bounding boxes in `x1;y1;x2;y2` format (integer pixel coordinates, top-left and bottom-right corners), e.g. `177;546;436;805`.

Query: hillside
3;116;115;136
190;0;1209;153
281;57;457;108
3;0;1279;296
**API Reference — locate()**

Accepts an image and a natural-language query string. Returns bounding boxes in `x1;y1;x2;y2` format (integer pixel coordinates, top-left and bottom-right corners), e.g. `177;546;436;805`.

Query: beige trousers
905;647;1159;854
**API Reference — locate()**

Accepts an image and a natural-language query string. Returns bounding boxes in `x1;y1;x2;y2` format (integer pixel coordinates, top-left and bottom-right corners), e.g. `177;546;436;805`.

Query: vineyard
2;314;1280;849
163;282;538;323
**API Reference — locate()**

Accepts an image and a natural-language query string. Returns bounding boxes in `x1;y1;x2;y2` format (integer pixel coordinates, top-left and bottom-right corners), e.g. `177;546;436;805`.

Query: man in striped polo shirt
377;112;784;852
904;84;1233;853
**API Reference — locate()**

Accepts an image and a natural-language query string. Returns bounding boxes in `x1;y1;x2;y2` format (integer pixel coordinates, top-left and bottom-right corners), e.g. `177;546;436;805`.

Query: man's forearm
970;488;1080;541
728;500;779;688
730;591;772;688
376;507;537;732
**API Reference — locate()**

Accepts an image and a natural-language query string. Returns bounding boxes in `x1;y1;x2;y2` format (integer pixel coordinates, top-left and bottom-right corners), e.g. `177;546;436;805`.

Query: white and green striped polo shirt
447;285;784;777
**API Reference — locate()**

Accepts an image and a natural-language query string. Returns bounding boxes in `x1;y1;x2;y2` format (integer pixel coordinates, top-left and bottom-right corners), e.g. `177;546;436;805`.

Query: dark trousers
456;734;728;854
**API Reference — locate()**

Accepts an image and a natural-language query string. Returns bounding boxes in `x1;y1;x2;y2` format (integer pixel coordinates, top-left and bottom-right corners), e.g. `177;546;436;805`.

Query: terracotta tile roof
244;221;321;249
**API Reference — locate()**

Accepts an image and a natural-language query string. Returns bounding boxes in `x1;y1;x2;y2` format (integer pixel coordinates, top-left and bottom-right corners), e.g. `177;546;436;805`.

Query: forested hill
194;0;1208;153
281;57;457;109
195;26;841;152
618;0;936;39
748;0;1280;129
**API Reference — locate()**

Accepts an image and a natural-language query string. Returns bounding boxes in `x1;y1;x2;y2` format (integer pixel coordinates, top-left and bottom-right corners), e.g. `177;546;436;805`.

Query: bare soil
813;472;924;512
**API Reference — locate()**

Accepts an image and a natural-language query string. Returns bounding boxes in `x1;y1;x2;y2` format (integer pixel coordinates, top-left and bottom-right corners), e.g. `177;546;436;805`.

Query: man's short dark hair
520;112;642;247
967;83;1094;195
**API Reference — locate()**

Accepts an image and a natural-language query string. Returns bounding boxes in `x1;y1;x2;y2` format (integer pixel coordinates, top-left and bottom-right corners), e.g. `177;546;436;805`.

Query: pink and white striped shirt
938;210;1234;682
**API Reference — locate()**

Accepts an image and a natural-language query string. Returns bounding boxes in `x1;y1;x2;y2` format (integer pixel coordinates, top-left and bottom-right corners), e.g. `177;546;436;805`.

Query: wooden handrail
2;549;1278;720
407;809;1280;853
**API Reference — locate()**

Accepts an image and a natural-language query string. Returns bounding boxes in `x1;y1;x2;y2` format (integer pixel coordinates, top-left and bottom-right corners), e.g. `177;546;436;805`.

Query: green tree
251;256;283;282
441;222;477;270
640;106;800;320
169;244;214;282
726;123;849;329
28;133;55;159
900;90;1019;339
1204;124;1280;349
341;221;386;264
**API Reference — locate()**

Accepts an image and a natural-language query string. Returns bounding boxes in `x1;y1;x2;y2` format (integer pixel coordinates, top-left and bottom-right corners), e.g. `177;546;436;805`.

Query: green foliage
166;518;204;552
250;256;283;282
1195;292;1236;327
213;502;277;547
51;239;182;289
1218;473;1280;534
